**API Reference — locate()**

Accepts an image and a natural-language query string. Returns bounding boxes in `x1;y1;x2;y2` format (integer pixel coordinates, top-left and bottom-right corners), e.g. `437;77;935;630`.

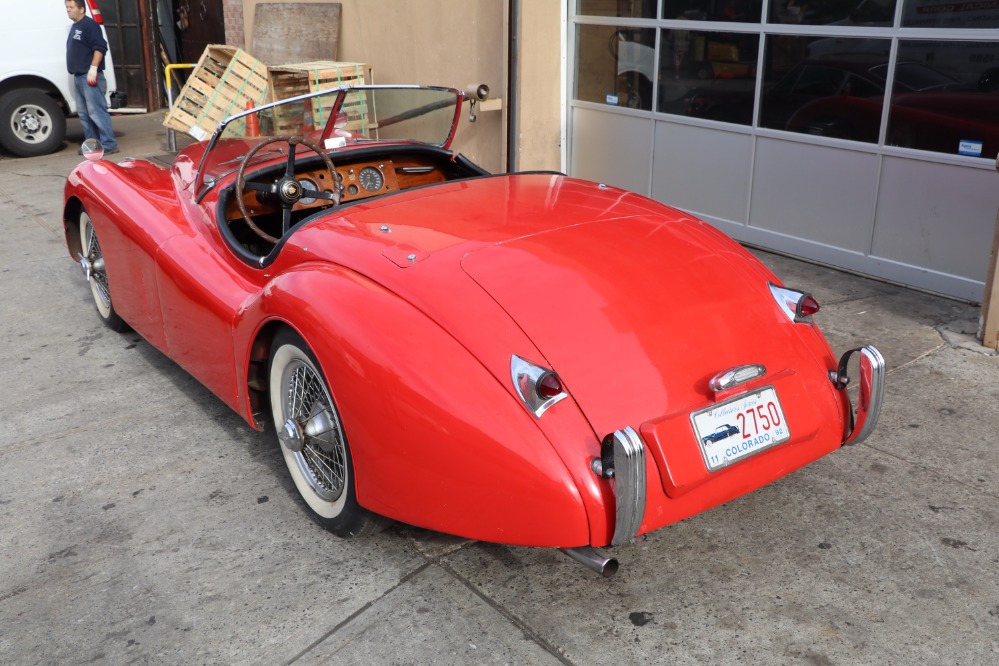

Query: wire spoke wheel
268;328;386;537
284;359;347;501
81;216;111;313
78;210;127;331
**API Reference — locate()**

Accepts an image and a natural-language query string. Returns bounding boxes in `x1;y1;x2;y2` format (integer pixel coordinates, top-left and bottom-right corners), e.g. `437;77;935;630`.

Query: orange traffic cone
246;100;260;137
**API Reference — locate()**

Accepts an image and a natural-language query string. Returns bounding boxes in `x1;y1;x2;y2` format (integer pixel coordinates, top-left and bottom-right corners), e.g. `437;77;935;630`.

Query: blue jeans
74;72;118;150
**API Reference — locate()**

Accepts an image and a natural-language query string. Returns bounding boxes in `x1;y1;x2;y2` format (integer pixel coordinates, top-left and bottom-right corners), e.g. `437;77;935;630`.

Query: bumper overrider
832;345;886;446
563;345;885;576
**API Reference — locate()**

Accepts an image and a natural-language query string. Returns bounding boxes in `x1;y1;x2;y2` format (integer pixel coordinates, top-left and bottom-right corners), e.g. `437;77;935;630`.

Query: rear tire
268;328;386;538
0;89;66;157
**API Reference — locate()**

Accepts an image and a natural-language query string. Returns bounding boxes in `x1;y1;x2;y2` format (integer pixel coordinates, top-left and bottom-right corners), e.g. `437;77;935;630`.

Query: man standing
65;0;118;154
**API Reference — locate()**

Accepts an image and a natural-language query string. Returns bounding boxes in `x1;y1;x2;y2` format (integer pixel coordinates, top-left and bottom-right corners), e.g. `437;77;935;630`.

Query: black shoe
105;147;120;155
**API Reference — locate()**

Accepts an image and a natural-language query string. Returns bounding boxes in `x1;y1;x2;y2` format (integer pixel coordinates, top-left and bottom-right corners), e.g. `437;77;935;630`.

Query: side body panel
65;161;184;351
154;234;250;409
66;160;260;412
233;264;593;547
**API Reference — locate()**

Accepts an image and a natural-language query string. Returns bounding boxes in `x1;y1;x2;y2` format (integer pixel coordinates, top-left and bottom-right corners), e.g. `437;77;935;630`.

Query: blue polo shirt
66;15;107;75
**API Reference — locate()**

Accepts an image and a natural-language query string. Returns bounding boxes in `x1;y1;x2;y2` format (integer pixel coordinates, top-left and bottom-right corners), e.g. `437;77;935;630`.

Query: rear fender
234;264;591;547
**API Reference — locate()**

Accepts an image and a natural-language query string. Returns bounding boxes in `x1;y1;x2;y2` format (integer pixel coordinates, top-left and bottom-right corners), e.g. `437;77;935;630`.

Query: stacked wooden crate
267;62;371;134
162;46;270;140
163;47;373;140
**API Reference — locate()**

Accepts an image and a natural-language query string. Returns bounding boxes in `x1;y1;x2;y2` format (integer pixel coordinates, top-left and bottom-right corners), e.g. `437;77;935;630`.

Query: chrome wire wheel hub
81;219;111;311
282;359;346;502
78;253;92;281
278;418;304;452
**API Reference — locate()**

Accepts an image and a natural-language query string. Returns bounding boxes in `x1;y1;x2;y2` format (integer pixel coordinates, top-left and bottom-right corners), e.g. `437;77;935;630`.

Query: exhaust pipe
560;547;619;577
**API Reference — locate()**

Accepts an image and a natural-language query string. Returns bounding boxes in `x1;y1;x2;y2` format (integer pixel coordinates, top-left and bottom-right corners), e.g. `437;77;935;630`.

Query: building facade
143;0;996;302
567;0;999;302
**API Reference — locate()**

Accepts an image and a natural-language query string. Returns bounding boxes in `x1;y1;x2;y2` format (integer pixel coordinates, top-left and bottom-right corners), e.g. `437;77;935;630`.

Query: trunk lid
459;202;828;439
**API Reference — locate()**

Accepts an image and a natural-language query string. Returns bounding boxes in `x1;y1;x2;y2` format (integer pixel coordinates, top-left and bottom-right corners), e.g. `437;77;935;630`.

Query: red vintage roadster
64;85;884;575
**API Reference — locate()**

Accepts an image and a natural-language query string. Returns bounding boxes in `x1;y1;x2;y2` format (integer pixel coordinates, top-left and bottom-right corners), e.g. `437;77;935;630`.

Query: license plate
691;386;791;472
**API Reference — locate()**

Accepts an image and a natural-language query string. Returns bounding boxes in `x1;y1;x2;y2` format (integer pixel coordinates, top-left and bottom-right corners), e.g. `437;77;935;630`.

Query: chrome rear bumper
600;427;647;546
832;345;886;445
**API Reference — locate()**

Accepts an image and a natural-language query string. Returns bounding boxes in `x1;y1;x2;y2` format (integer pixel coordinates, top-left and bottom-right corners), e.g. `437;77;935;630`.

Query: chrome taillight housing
769;283;820;323
511;355;567;417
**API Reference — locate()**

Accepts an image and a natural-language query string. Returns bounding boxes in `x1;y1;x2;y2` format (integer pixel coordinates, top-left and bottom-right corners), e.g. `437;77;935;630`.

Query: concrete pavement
1;113;997;665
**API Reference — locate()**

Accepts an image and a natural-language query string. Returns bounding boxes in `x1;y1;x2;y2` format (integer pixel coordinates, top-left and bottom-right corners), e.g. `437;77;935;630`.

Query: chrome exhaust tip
560;546;619;577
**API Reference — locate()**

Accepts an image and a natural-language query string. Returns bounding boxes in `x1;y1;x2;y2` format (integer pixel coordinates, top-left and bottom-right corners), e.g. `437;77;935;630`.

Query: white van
0;0;119;156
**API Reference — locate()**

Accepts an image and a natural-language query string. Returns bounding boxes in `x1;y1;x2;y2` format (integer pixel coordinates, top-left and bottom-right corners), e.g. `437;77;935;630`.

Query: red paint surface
63;148;854;548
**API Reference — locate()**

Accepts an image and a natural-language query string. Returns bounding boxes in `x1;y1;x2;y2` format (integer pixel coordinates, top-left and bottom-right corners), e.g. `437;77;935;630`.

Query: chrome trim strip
837;345;886;446
609;426;647;546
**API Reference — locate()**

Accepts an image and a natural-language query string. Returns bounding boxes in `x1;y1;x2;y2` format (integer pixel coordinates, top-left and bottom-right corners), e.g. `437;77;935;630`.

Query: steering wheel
235;135;340;244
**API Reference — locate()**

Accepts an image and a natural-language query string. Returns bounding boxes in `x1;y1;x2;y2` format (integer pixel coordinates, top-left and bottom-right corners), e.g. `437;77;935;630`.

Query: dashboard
226;154;448;222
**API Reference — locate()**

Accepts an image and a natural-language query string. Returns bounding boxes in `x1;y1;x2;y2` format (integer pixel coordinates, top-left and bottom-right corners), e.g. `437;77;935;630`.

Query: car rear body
63;85;883;559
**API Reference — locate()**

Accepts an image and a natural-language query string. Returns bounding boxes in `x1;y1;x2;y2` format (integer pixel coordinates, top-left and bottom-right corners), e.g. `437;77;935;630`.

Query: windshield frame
193;84;465;198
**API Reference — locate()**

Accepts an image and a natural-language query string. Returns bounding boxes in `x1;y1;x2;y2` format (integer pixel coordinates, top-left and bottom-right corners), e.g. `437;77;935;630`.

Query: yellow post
164;63;196;152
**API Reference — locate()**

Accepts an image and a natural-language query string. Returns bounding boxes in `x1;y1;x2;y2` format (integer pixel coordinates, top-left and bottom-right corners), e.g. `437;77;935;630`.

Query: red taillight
536;371;563;399
769;283;819;323
511;356;568;418
85;0;103;24
798;295;820;317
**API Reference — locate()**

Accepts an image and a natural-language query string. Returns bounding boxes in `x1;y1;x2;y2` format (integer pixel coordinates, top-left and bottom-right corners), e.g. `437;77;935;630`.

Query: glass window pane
575;26;657;110
759;36;891;142
658;29;759;124
886;40;999;156
121;1;139;23
96;0;119;23
901;0;999;28
663;0;763;22
769;0;896;26
123;28;142;62
579;0;658;18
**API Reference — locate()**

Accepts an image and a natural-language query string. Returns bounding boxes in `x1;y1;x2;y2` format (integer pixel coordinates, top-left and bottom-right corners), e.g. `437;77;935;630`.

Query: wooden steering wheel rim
234;135;339;245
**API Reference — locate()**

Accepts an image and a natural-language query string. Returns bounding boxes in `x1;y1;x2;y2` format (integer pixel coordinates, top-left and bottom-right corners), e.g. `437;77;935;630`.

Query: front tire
0;89;66;157
79;210;128;332
268;328;385;537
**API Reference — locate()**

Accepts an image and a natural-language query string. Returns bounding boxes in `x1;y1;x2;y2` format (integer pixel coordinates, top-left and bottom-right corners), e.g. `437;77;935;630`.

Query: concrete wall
516;1;562;172
240;0;562;173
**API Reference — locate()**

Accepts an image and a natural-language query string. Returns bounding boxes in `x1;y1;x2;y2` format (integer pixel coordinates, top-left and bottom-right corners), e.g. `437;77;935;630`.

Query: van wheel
0;89;67;157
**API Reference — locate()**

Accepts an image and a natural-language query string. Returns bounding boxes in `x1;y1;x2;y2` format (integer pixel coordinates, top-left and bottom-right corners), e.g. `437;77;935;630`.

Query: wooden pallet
163;45;270;140
268;61;370;134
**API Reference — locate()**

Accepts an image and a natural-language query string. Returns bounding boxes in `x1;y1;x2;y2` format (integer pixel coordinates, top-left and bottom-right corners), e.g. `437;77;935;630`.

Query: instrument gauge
299;178;319;205
358;166;384;192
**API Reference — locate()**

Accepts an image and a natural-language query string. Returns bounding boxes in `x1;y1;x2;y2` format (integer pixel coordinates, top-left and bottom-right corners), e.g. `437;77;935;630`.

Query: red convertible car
64;85;884;575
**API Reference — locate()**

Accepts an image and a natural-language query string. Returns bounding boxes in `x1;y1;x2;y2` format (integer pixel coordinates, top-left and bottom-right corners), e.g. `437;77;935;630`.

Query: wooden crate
163;45;270;140
268;61;370;134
